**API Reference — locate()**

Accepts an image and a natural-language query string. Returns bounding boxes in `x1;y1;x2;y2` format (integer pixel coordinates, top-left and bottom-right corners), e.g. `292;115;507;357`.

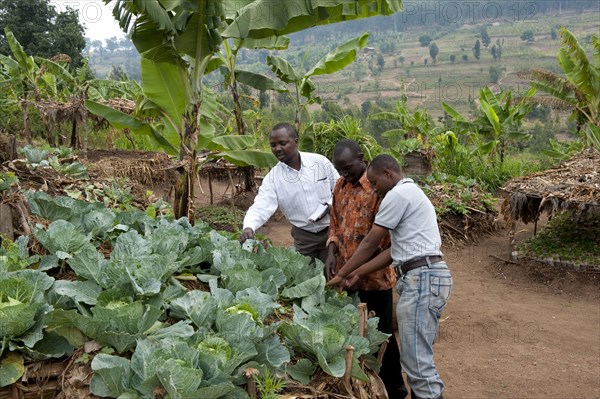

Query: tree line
0;0;86;67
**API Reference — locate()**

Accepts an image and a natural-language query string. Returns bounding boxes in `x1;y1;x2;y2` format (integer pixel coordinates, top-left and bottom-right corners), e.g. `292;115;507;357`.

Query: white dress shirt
243;152;339;233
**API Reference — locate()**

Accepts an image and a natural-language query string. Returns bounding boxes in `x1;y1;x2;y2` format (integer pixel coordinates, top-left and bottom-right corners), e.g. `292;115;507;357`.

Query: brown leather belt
394;255;444;277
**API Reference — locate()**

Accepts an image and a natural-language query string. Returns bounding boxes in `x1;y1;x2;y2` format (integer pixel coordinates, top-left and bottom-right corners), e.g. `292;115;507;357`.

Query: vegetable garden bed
1;146;502;398
1;150;391;398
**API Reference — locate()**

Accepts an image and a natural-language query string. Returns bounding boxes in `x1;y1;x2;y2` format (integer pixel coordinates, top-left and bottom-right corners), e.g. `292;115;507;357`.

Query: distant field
310;9;599;118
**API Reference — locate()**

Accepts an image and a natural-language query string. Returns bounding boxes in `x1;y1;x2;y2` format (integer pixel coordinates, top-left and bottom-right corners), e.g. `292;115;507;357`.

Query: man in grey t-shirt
327;154;452;399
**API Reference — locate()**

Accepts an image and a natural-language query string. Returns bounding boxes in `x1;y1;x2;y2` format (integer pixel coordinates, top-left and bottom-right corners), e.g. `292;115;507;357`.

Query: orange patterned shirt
327;170;396;291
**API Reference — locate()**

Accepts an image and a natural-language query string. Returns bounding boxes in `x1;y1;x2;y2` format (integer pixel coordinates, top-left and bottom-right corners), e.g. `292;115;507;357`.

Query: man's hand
239;228;254;243
325;253;337;281
345;274;360;290
325;273;360;291
325;274;344;288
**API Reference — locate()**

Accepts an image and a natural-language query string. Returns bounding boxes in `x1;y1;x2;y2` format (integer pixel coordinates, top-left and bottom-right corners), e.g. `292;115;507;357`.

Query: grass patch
501;151;554;178
519;212;600;266
196;205;244;233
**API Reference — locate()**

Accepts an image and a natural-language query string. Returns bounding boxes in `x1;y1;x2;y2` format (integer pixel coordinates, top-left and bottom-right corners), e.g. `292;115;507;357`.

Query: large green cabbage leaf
34;220;92;260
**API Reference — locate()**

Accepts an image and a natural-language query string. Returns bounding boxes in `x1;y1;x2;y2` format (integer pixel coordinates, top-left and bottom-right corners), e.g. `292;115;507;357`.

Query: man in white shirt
240;122;339;263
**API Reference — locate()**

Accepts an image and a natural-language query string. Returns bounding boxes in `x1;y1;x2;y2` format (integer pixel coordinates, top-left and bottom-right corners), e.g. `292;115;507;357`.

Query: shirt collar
279;151;305;171
341;168;372;192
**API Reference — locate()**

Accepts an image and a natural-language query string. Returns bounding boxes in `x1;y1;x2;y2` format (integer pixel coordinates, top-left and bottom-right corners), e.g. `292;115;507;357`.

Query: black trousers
290;225;329;264
358;288;408;399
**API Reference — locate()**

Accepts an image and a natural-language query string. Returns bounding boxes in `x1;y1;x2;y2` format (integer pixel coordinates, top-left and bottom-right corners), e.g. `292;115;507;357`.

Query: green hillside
87;3;598;119
289;9;599;118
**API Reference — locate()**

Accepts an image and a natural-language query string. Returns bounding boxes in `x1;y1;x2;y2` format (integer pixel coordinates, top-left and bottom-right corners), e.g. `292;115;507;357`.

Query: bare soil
196;181;600;399
437;225;600;399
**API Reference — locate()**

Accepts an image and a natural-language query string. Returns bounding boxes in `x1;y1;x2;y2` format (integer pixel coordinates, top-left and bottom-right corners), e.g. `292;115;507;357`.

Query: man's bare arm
326;224;388;286
343;248;392;287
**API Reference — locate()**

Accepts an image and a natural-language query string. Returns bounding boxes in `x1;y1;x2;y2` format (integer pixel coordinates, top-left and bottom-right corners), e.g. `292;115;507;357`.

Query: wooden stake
228;169;235;208
358;303;368;338
14;201;31;237
341;345;355;397
0;204;14;241
196;174;205;195
509;220;517;260
208;174;214;205
377;340;388;365
244;368;259;399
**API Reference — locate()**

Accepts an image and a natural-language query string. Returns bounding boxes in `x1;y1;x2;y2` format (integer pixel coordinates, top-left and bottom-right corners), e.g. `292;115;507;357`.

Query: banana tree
32;57;93;149
218;37;289;138
368;100;441;164
520;28;600;150
443;86;535;164
1;29;79;147
1;29;124;151
1;28;46;145
95;0;225;220
216;35;289;191
267;32;370;132
370;99;442;143
0;54;21;150
100;0;402;221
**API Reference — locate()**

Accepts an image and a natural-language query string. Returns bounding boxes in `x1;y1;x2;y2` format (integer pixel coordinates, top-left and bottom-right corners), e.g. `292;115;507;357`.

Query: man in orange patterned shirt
326;139;407;399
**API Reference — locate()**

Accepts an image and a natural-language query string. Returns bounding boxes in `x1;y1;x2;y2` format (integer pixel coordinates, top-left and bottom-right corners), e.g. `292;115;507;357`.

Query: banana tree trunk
230;78;255;192
294;85;301;133
174;169;190;220
2;134;17;161
241;166;254;192
40;110;56;147
81;107;89;159
174;111;198;222
70;118;80;149
294;114;300;136
21;98;32;145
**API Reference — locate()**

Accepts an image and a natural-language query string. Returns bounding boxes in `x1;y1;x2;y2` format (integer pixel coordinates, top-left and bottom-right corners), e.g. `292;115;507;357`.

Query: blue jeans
396;260;452;399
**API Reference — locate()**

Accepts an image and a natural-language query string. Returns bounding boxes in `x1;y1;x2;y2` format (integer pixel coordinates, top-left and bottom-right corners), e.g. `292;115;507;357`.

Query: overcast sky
49;0;124;42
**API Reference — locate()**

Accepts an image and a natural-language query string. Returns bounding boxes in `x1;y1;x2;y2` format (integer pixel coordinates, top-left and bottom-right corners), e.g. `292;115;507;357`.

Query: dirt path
257;216;600;398
437;230;599;399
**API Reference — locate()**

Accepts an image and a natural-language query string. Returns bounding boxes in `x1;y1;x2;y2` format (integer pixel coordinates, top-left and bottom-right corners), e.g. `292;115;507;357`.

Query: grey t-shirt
374;178;443;265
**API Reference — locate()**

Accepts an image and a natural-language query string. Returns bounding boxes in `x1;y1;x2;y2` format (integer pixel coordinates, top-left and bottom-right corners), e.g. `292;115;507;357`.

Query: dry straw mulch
501;149;600;224
86;149;178;187
423;183;499;247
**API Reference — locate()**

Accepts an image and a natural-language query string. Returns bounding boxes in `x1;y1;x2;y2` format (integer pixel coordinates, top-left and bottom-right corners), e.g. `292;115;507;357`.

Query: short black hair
369;154;401;174
333;139;362;159
271;122;298;139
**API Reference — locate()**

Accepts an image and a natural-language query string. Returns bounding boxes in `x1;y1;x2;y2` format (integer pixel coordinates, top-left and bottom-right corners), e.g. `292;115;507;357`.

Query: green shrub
431;131;551;192
305;115;381;161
